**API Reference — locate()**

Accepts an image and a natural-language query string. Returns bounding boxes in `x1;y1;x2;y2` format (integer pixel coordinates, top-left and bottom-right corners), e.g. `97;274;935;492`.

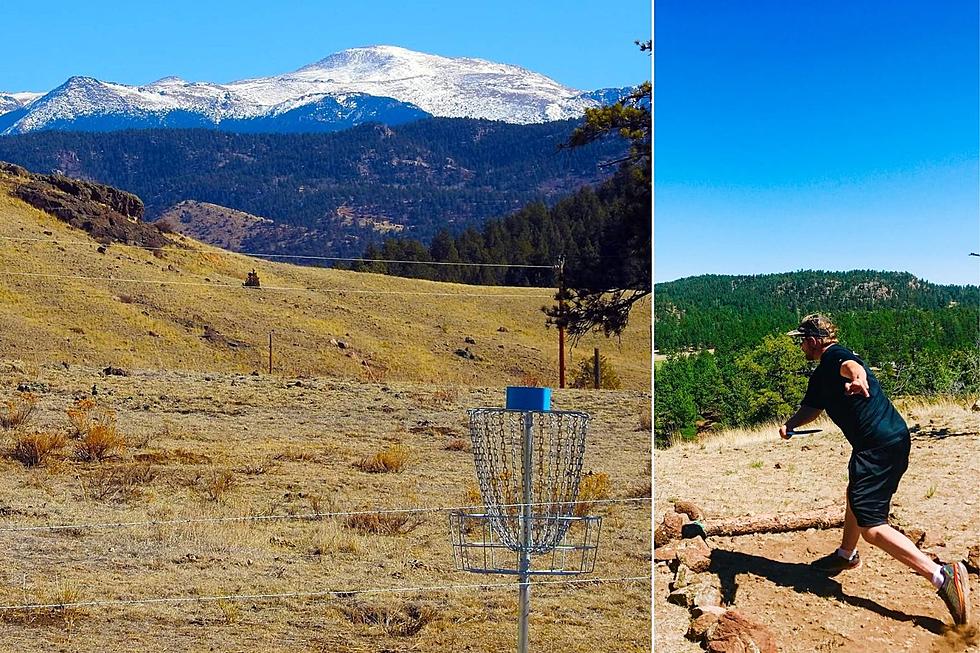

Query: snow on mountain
1;45;628;135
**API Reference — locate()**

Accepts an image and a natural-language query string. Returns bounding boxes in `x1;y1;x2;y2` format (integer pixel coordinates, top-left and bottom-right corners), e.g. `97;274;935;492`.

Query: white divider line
0;496;652;533
0;236;555;269
0;575;651;611
0;270;554;297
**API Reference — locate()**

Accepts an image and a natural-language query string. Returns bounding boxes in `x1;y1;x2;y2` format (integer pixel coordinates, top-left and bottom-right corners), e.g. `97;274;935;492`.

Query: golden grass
354;444;408;473
0;393;37;430
0;187;651;388
443;437;471;452
75;423;126;462
574;471;612;516
8;430;66;467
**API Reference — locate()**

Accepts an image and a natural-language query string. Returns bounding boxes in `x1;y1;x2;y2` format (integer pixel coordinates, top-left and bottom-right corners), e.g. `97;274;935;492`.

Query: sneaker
811;550;861;575
937;561;971;625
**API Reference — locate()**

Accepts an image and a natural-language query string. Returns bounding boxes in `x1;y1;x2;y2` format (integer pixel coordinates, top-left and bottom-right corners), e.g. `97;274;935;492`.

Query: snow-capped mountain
0;45;633;135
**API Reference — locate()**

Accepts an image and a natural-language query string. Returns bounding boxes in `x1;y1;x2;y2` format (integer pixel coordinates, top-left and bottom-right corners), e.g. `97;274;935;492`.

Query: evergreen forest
654;272;979;447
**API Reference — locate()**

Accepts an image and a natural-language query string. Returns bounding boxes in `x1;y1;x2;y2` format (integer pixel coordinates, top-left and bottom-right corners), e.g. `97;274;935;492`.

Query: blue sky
2;1;651;93
655;1;980;286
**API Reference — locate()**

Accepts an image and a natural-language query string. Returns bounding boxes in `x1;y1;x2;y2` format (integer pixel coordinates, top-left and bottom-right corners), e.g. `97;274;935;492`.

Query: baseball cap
786;314;837;339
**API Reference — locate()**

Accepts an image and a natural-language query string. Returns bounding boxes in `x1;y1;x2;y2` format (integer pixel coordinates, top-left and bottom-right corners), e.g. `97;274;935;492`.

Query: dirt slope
655;400;979;653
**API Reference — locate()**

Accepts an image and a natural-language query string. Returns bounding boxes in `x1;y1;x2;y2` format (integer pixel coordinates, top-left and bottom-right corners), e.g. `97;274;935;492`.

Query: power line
0;575;651;612
0;236;555;269
0;497;650;534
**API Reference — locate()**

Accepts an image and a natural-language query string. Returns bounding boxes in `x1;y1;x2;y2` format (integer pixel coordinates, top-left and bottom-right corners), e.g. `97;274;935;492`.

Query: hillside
0;165;651;389
0;119;626;258
655;271;978;357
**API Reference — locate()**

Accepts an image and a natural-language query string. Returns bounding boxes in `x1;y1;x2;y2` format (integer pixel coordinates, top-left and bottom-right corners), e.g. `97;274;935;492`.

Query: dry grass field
0;175;652;651
0;365;651;652
0;182;650;390
655;398;979;653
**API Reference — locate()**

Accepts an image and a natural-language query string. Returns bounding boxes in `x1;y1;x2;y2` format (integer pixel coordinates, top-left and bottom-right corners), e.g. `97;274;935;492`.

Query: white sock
931;566;945;589
837;547;855;560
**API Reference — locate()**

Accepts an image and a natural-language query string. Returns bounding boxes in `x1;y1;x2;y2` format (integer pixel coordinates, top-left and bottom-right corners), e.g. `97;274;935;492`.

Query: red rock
687;613;720;641
706;610;778;653
655;511;684;547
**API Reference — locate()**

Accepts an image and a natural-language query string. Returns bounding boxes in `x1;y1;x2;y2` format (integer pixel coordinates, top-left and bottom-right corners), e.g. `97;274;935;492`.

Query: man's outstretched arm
779;405;823;439
840;360;871;397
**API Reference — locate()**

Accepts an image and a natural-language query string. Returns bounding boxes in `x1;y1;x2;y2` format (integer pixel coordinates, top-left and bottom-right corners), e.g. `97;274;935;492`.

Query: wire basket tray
449;511;601;576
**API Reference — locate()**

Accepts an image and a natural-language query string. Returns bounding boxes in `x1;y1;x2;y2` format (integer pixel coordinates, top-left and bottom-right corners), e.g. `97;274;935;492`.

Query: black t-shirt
801;344;908;450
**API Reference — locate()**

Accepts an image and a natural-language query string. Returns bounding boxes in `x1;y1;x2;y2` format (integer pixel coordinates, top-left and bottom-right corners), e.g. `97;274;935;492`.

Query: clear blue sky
655;0;980;286
2;0;651;93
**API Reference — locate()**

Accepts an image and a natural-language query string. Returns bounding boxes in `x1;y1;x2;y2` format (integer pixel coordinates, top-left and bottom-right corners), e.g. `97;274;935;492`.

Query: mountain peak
2;46;634;135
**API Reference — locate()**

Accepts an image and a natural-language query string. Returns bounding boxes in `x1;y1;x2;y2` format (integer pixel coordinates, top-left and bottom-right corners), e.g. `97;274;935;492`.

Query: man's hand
841;360;871;398
844;378;870;397
779;424;791;440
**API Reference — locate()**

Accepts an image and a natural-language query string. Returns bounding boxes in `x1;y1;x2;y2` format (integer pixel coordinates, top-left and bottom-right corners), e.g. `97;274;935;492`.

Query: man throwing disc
779;314;970;626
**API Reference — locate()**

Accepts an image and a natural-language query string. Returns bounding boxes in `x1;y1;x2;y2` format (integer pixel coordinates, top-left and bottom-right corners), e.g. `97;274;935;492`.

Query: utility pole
556;256;566;389
268;331;273;375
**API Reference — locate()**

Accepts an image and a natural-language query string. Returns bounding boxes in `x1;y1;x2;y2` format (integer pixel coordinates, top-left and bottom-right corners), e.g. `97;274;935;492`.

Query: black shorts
846;433;911;528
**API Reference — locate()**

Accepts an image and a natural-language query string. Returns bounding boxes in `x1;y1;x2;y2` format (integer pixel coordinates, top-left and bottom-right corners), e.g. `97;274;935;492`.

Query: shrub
201;468;236;503
9;431;66;467
1;393;37;430
444;437;471;452
638;405;652;431
354;444;408;473
75;423;125;462
344;512;422;535
86;463;156;502
67;398;114;438
570;355;621;389
339;599;438;636
574;471;611;517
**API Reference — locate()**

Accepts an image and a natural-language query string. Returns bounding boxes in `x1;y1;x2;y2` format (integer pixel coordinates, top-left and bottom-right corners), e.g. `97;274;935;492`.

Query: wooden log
700;506;844;538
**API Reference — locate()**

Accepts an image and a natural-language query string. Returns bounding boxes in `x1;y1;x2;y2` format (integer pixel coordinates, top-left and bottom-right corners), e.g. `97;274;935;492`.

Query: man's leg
860;524;939;579
841;498;860;553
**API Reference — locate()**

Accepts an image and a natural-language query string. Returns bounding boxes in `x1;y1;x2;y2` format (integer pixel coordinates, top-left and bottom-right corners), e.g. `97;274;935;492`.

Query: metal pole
517;412;533;653
268;332;273;375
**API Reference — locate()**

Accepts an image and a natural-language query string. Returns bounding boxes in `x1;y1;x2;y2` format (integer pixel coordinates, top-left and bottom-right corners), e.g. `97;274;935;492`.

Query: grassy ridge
0;185;650;389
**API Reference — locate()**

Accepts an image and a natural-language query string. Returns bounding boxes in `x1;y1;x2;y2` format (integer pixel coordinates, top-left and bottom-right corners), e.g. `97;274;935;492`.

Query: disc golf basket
449;402;601;652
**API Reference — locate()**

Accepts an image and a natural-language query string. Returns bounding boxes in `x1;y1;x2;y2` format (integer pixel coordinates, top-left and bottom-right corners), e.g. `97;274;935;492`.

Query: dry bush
85;463;156;502
354;444;408;473
339;599;438;636
201;468;236;502
9;431;66;467
66;398;115;438
625;479;652;500
570;355;621;389
574;471;612;517
308;522;363;556
517;372;546;387
444;437;471;452
639;405;652;431
344;512;422;536
1;393;37;430
75;423;125;462
215;598;241;624
274;448;320;463
461;482;483;509
5;577;84;627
